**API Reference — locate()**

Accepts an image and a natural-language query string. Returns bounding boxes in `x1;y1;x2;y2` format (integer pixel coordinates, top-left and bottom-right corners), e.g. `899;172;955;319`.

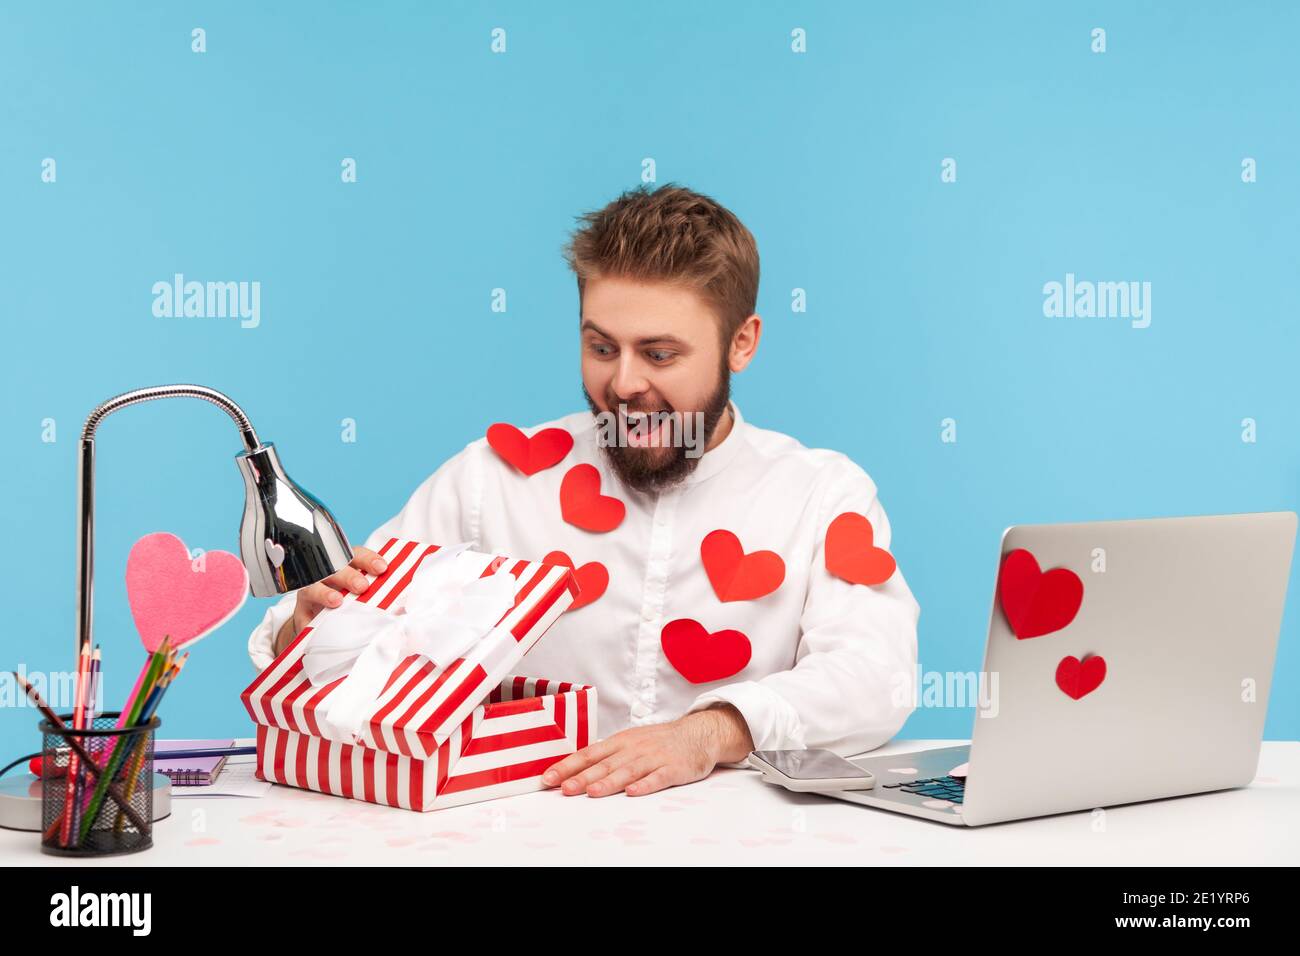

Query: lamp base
0;772;172;832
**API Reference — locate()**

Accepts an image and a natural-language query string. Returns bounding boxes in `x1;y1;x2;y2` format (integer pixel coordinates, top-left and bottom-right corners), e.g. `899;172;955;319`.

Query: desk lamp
76;383;353;654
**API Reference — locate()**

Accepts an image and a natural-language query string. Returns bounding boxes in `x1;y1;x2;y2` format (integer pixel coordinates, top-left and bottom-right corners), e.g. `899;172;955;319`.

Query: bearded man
248;184;920;798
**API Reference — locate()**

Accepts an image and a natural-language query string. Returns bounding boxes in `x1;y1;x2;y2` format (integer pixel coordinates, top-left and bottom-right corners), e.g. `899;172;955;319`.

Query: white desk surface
8;739;1297;865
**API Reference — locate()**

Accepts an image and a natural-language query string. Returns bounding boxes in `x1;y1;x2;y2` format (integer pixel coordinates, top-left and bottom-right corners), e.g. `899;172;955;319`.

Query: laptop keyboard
883;774;965;804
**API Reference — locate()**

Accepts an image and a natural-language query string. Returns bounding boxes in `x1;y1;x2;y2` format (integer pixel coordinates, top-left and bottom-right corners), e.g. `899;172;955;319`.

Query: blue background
2;2;1297;753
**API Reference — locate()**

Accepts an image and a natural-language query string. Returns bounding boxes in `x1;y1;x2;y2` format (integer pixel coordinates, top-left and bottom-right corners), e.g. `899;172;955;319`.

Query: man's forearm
688;703;755;764
271;617;296;658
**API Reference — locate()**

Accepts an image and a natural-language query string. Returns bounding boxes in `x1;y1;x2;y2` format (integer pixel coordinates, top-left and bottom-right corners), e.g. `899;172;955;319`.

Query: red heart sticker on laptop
997;548;1083;639
487;423;573;476
1055;654;1106;699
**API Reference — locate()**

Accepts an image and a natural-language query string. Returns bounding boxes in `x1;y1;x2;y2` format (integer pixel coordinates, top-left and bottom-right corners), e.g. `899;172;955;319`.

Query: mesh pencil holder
39;711;160;857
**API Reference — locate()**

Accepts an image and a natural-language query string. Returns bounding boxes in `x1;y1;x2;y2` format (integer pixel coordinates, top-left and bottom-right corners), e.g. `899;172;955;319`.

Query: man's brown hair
563;183;760;346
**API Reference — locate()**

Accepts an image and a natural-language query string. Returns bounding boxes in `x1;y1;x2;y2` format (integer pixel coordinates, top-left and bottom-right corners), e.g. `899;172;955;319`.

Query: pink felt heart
126;532;249;652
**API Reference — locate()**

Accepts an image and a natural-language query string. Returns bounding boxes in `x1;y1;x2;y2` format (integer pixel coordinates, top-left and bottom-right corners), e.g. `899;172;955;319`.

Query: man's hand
540;704;754;797
272;546;388;656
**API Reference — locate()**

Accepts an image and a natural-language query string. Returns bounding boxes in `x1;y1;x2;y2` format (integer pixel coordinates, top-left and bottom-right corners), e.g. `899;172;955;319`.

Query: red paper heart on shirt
700;529;785;602
486;423;573;476
543;551;609;612
1055;654;1106;699
824;512;896;586
997;549;1084;639
661;619;752;684
559;464;625;533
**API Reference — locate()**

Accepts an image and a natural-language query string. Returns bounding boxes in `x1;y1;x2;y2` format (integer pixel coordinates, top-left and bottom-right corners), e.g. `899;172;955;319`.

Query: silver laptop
822;512;1297;826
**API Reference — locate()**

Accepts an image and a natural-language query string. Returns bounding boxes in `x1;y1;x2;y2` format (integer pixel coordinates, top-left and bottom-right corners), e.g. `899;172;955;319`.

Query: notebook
153;739;234;786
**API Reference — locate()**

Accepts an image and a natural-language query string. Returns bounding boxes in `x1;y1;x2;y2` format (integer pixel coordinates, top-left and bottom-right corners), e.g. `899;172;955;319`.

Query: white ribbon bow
300;542;516;743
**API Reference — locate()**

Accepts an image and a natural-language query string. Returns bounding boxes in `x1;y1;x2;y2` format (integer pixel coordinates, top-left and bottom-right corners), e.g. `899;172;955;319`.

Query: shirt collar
684;400;746;486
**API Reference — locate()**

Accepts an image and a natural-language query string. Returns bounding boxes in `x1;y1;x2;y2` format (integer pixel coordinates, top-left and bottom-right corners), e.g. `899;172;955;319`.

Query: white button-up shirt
248;402;920;758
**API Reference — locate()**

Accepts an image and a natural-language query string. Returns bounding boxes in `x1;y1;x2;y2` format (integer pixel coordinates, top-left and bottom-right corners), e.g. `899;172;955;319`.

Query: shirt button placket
632;492;677;725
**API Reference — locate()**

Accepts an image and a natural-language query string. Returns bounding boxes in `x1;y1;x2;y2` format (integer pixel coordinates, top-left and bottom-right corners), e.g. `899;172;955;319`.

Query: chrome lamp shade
236;443;352;597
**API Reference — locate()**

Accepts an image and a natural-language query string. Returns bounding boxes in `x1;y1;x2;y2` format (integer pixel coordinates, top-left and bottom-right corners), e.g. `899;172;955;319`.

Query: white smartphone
747;748;876;791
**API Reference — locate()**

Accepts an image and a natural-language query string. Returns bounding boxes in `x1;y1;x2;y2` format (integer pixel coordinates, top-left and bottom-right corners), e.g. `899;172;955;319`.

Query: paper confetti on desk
240;539;596;811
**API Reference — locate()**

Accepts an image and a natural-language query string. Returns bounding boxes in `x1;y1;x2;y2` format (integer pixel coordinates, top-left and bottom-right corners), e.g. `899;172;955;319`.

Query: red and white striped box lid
240;539;579;760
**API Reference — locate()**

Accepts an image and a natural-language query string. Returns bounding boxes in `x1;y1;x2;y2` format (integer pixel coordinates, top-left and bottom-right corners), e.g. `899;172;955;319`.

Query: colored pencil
115;650;157;730
45;645;99;845
114;653;187;832
57;644;90;846
136;746;257;760
69;646;101;839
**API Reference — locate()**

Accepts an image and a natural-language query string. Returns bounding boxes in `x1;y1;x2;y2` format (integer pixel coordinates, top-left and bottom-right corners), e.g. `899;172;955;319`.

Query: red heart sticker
1055;654;1106;699
700;530;785;602
543;550;609;612
660;619;752;684
486;423;573;476
824;512;896;586
997;549;1084;639
559;464;626;533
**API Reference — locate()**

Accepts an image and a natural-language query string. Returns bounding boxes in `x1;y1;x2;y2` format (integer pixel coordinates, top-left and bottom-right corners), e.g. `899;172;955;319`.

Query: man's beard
584;369;732;496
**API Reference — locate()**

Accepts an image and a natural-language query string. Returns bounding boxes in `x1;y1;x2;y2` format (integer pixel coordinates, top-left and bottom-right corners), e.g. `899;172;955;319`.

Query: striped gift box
240;539;597;811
